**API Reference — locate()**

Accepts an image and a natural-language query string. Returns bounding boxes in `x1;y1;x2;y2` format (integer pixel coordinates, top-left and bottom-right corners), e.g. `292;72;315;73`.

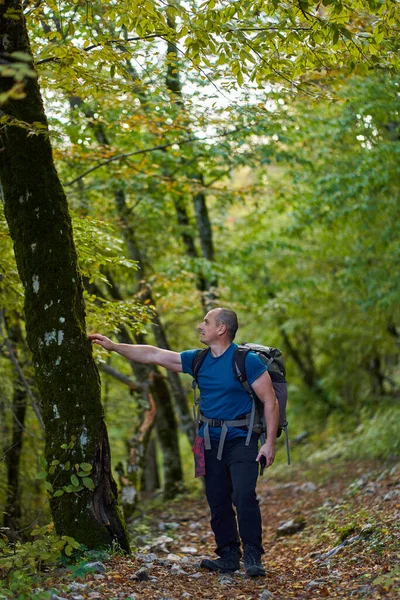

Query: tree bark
0;1;129;551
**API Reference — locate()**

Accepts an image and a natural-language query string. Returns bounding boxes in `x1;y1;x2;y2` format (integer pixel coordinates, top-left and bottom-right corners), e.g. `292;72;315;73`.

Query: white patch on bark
80;427;88;447
44;300;53;310
31;243;37;252
19;195;24;204
60;229;63;234
59;317;65;323
57;330;64;345
34;207;39;218
55;357;61;366
53;406;60;419
2;34;11;51
44;330;56;345
32;275;39;293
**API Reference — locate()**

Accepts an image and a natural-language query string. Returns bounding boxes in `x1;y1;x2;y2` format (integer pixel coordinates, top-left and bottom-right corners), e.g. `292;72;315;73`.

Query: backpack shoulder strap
232;344;251;386
192;347;209;383
233;345;257;446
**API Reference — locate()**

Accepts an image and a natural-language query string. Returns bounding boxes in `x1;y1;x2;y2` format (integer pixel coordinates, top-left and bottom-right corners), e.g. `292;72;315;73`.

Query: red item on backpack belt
192;434;206;477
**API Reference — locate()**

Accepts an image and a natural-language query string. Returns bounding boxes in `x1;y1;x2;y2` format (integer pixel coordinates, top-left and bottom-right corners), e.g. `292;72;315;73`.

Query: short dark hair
214;308;239;341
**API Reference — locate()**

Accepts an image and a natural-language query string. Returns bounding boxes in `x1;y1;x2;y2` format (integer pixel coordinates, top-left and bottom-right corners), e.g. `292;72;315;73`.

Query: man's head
198;307;239;346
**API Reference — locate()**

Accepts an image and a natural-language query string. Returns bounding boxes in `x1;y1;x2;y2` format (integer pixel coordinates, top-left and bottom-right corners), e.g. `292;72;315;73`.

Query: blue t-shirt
181;343;267;440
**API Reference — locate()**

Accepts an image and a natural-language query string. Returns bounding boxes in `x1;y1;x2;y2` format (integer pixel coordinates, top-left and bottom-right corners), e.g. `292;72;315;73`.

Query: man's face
198;310;223;345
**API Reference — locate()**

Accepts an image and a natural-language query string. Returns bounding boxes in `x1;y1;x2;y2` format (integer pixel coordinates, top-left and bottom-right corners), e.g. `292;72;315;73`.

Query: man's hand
89;333;116;351
256;442;275;469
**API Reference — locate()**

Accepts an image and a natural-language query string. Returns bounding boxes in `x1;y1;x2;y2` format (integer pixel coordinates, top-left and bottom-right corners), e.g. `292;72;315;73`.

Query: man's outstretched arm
251;371;279;468
89;334;183;372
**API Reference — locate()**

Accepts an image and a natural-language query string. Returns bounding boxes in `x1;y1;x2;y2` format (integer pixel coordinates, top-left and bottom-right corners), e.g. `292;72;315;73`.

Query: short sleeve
180;349;201;376
246;351;268;385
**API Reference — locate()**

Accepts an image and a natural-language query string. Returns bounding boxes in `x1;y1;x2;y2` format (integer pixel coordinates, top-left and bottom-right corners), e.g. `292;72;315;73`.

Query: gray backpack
192;343;290;464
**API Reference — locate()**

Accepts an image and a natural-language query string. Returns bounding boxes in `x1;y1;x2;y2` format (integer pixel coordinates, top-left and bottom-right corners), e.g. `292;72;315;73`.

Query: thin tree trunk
141;436;160;493
0;1;129;551
166;19;218;312
3;317;27;537
114;190;195;444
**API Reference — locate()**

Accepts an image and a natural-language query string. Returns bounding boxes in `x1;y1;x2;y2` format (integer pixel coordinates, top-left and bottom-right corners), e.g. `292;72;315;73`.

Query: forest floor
34;458;400;600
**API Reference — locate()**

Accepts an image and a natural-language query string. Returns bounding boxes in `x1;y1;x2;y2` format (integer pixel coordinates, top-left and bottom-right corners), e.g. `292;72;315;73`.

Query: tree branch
64;126;246;187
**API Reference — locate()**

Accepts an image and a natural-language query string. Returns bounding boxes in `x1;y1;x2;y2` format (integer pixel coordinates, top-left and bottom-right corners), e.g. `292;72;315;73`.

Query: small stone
188;573;202;578
136;536;148;546
297;482;317;492
69;583;88;592
170;564;188;575
260;590;274;599
158;521;166;531
88;594;104;599
71;596;85;600
166;553;182;562
50;595;67;600
180;546;197;554
276;518;306;536
131;567;150;582
93;574;105;580
188;522;202;530
305;580;326;590
182;593;192;598
150;535;174;553
218;576;234;585
384;489;400;501
363;482;380;494
135;552;158;563
83;561;106;573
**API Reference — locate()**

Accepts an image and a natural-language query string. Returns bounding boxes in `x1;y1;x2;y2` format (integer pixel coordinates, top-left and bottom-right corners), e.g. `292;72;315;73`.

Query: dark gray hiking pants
204;435;264;556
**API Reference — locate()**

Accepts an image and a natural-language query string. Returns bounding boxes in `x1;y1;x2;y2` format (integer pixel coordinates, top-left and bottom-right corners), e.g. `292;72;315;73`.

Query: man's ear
217;322;227;337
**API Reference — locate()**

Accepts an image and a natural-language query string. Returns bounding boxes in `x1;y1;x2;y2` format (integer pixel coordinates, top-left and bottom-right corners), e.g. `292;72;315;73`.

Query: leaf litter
43;459;400;599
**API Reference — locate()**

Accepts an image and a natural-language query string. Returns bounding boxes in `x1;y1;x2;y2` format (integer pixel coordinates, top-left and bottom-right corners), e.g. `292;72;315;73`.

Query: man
90;307;279;577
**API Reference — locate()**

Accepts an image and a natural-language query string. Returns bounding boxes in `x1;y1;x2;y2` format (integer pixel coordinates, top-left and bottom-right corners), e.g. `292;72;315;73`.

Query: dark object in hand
259;455;267;476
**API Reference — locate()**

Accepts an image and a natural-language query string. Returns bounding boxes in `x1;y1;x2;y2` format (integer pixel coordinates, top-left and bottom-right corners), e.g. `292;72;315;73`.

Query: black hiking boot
200;548;241;573
243;546;266;577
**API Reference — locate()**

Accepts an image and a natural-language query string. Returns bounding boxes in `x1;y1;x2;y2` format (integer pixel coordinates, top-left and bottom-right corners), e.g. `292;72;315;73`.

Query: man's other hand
256;442;275;469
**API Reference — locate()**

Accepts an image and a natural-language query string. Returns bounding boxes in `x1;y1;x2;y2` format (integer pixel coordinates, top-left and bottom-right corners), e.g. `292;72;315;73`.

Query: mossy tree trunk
0;0;129;551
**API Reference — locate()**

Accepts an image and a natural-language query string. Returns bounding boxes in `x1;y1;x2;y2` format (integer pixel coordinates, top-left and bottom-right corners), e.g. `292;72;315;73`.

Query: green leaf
10;51;32;62
36;471;47;480
80;462;92;472
45;481;54;492
82;477;95;490
63;536;81;549
39;456;48;470
65;544;73;556
53;490;64;498
61;444;68;450
51;460;60;466
70;475;79;486
65;461;71;470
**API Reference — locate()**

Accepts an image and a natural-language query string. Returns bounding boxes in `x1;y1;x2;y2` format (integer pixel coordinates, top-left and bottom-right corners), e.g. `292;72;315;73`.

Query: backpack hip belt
198;412;260;460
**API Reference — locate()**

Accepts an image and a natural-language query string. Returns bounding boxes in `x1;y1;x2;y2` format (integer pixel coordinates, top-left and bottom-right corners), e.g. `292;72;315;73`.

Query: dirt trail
50;459;400;599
